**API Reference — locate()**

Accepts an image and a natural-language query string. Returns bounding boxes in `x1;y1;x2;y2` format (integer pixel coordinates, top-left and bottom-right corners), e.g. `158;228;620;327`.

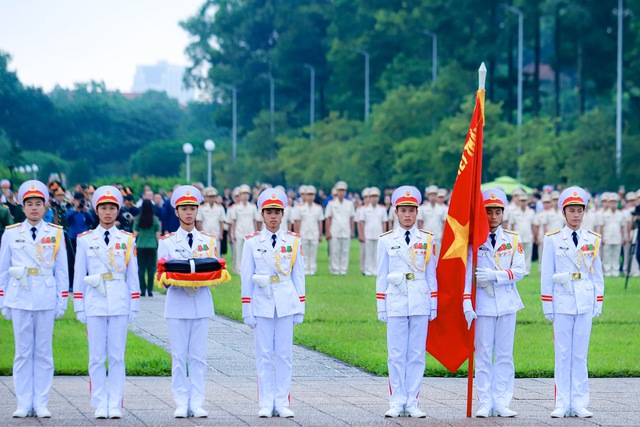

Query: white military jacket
541;226;604;315
293;202;324;240
376;227;438;317
157;227;217;319
463;226;525;317
0;221;69;311
241;229;306;318
73;225;140;316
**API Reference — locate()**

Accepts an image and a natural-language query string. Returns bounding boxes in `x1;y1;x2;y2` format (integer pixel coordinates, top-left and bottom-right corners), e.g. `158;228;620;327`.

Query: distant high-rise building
131;61;195;105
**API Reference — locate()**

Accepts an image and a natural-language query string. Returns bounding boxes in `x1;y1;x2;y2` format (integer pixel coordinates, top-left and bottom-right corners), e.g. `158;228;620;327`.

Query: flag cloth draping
427;89;489;373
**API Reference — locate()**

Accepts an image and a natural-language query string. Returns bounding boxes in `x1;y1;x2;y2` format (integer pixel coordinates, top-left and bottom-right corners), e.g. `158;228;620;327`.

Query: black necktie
490;233;496;248
272;234;277;248
187;233;194;248
104;230;110;246
405;230;411;245
572;231;578;247
31;227;37;241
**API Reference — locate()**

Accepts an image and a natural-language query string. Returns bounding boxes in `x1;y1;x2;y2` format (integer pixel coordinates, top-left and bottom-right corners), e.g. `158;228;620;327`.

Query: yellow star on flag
441;215;470;267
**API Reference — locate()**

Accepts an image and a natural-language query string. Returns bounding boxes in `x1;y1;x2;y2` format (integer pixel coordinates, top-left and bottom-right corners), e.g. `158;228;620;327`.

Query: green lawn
1;239;637;378
213;239;640;378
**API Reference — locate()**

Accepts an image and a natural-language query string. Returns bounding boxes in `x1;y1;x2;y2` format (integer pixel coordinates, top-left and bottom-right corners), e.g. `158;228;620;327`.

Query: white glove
475;267;497;282
128;311;138;323
55;308;66;319
429;309;437;321
293;314;304;325
76;311;87;324
2;307;11;321
544;313;554;322
593;306;602;318
243;316;257;329
377;311;388;323
464;309;477;330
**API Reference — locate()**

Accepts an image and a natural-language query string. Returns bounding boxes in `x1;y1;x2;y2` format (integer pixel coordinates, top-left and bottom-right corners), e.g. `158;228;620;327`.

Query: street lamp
182;143;193;183
303;64;316;139
18;166;25;174
356;49;370;120
204;139;215;187
423;30;438;83
31;164;38;180
501;3;523;181
614;0;630;181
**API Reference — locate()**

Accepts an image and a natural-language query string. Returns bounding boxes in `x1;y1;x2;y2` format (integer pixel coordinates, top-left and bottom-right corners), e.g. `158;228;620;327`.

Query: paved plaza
0;294;637;426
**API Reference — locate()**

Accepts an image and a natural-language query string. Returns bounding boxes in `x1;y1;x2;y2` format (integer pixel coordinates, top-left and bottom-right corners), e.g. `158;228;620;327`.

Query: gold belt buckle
102;272;113;281
27;268;39;276
405;273;415;281
269;275;280;284
571;272;581;280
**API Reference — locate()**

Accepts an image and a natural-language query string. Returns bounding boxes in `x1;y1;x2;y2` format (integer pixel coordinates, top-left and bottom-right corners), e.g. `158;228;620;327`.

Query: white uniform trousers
86;315;128;409
553;313;592;410
302;238;319;275
359;240;366;274
522;242;533;275
232;239;245;274
623;239;640;276
329;237;350;275
12;309;55;410
474;314;517;410
364;239;378;276
254;315;294;409
167;318;209;409
603;244;621;277
386;315;428;409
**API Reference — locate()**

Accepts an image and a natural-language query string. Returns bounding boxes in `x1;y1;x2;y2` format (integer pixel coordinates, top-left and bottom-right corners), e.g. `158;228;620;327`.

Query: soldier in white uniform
73;186;140;419
601;192;627;277
0;180;69;418
325;181;355;275
293;185;324;275
376;186;437;418
622;192;640;276
196;186;226;251
241;188;305;418
157;185;218;418
508;193;535;275
356;188;369;274
358;187;387;276
462;189;525;418
541;186;604;418
418;185;447;261
228;184;262;274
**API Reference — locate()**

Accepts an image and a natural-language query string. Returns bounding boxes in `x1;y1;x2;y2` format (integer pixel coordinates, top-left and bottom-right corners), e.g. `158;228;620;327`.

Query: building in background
131;60;194;105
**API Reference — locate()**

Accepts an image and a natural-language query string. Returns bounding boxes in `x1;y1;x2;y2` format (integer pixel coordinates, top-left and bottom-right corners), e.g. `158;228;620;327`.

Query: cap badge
490;194;497;199
573;192;578;197
30;185;36;190
270;193;277;200
105;190;111;196
186;191;191;196
405;191;411;197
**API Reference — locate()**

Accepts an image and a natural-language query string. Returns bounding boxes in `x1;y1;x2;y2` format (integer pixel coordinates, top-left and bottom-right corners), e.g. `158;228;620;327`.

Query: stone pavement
0;294;638;426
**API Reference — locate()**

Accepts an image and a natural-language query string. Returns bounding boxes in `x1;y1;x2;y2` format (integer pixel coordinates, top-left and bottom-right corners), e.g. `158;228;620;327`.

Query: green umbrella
481;176;533;194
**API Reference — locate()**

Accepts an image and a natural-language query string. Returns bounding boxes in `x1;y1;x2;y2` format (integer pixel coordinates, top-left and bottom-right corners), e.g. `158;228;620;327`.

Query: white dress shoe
191;407;208;418
35;407;52;418
12;408;30;418
173;406;188;418
109;408;123;419
258;407;273;418
405;406;426;418
475;406;492;418
572;407;593;418
551;407;569;418
384;406;403;418
94;408;108;419
494;407;517;417
275;407;294;418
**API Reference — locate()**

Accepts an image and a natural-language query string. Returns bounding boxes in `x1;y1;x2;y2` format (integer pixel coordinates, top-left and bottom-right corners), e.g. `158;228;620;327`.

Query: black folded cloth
160;258;224;273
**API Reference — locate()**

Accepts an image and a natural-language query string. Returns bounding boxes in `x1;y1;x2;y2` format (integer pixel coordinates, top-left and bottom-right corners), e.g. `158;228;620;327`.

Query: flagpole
466;62;487;418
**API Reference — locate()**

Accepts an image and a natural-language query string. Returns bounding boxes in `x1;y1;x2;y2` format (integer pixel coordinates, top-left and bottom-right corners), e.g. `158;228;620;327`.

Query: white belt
101;272;125;281
27;268;53;276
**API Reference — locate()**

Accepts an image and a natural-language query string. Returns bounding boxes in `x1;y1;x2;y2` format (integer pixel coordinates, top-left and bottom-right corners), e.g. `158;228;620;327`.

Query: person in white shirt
508;193;535;275
196;187;226;251
601;192;627;277
293;185;324;275
358;187;388;276
325;181;355;275
418;185;447;261
228;184;262;274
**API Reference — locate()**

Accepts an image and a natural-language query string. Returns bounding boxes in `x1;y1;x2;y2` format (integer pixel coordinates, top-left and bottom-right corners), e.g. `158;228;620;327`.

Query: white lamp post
204;139;215;187
182;143;194;183
423;29;438;83
303;64;315;139
18;166;25;174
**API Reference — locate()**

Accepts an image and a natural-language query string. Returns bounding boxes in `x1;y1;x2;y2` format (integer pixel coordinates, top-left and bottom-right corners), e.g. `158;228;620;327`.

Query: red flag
427;89;489;373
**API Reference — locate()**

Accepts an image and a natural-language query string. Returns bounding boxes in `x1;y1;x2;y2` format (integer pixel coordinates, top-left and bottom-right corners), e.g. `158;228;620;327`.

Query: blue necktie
104;230;110;246
187;233;194;248
272;234;277;248
405;231;411;245
31;227;37;241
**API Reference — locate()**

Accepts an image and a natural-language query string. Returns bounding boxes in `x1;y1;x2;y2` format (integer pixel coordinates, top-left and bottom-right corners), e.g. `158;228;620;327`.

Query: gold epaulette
504;229;518;235
48;222;63;229
380;230;393;237
245;231;259;239
588;230;601;238
160;232;174;240
201;231;215;238
121;230;133;236
545;229;560;236
286;230;301;238
77;230;92;237
419;229;433;235
6;222;21;229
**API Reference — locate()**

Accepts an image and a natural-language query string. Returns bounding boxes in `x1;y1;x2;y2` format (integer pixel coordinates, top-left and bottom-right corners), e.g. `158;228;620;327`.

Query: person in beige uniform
196;187;226;251
601;192;627;277
325;181;355;275
508;193;535;275
293;185;324;275
358;187;387;276
418;185;447;261
228;184;262;274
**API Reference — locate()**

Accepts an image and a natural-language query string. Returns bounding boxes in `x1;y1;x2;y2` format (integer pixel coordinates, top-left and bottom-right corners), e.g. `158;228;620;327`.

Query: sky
0;0;205;92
